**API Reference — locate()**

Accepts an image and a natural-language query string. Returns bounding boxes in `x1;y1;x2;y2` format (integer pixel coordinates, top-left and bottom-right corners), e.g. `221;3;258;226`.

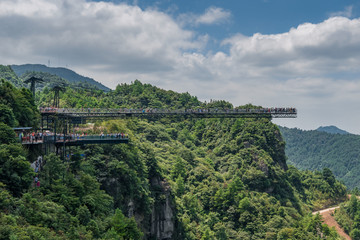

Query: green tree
323;168;336;186
175;175;185;196
111;208;143;240
76;205;91;226
0;123;16;144
0;104;17;127
0;144;33;196
171;156;186;179
351;228;360;240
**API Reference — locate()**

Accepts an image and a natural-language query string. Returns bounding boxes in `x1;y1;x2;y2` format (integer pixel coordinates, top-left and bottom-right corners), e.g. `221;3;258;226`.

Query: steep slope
313;206;351;240
11;64;110;91
280;126;360;189
0;65;24;88
0;80;347;239
334;195;360;239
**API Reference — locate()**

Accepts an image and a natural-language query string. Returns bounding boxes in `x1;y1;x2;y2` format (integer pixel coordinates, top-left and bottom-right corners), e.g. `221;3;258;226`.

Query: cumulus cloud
196;7;231;25
1;0;360;133
178;7;231;26
222;17;360;76
0;0;201;75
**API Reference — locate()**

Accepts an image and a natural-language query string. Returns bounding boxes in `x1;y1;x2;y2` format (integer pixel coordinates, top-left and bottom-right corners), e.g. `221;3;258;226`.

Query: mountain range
280;126;360;189
11;64;110;91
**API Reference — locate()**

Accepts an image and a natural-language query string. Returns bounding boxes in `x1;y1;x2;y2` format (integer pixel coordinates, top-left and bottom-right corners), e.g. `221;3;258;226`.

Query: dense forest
0;67;349;239
280;126;360;189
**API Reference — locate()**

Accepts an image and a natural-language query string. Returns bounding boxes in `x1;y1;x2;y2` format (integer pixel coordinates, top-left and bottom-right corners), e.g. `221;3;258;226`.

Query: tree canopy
0;79;347;239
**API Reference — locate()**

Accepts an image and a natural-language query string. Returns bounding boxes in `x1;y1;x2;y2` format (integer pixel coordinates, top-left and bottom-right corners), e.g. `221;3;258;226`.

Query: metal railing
20;134;128;144
40;107;297;118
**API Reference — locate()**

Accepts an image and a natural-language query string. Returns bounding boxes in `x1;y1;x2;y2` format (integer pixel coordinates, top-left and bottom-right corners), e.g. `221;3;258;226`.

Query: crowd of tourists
19;131;46;143
19;131;128;144
39;106;57;113
31;156;43;188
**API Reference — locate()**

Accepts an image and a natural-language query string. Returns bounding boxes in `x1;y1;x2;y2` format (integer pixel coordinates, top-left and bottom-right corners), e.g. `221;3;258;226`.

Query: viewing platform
20;134;129;146
40;107;297;119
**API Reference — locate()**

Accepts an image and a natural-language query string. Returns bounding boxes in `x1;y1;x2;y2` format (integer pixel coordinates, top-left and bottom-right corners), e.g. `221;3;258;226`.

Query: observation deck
40;107;297;119
21;135;129;146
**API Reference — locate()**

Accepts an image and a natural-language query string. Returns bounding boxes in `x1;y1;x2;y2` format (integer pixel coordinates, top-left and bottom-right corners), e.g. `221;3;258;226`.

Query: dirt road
313;206;351;240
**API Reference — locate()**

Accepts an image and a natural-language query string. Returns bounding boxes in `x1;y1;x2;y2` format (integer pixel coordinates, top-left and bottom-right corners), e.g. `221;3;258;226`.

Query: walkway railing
20;134;128;145
40;107;297;118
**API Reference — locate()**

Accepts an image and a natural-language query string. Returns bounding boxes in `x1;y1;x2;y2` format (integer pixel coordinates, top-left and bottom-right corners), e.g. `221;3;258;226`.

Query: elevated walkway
21;135;129;146
40;107;297;119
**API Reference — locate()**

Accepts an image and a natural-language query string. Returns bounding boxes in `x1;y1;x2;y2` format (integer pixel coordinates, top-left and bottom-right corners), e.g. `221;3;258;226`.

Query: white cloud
218;17;360;80
0;0;201;74
178;7;231;26
196;7;231;25
330;5;353;18
1;0;360;133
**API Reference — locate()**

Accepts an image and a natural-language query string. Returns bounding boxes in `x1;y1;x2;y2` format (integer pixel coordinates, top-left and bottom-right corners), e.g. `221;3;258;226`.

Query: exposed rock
150;178;175;240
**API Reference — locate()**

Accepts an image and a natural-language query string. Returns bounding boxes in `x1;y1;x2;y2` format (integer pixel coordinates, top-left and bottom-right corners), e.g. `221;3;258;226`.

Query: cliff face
94;116;291;239
150;178;175;240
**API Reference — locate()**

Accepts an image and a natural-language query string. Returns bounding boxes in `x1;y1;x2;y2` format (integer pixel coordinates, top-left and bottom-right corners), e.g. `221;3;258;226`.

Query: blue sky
98;0;360;52
117;0;359;34
1;0;360;134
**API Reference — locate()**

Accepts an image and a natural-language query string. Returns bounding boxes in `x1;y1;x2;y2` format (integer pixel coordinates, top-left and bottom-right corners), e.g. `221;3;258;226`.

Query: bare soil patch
313;207;351;240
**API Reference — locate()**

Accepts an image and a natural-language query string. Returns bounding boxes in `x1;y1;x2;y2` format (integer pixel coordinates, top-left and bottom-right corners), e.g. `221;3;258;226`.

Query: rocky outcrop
149;178;175;240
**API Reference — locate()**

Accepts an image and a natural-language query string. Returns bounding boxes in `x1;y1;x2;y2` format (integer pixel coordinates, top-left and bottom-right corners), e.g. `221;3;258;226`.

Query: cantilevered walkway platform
40;107;297;119
21;135;129;146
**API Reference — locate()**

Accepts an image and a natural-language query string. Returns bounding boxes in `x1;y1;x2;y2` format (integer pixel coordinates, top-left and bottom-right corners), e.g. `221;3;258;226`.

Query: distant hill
279;126;360;189
11;64;110;91
316;125;349;135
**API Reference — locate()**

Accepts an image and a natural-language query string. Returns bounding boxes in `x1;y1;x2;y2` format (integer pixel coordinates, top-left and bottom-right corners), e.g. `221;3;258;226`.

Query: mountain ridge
279;126;360;189
11;64;110;91
316;125;350;135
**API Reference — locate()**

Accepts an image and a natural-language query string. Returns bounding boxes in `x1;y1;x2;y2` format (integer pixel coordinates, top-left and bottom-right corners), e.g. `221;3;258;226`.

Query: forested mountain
316;126;349;135
11;64;110;91
0;79;347;239
280;126;360;189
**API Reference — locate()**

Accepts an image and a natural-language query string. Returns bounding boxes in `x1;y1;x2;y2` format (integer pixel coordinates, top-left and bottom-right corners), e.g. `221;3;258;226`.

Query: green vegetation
0;79;39;127
11;64;110;91
280;126;360;189
316;126;349;135
0;65;24;88
0;78;347;239
334;195;360;239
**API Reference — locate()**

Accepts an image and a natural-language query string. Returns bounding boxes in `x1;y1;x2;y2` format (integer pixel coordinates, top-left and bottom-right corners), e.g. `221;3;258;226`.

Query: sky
1;0;360;134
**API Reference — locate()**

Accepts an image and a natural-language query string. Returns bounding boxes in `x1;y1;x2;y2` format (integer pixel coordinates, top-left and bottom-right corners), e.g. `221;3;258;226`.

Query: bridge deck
21;136;129;146
41;108;297;119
